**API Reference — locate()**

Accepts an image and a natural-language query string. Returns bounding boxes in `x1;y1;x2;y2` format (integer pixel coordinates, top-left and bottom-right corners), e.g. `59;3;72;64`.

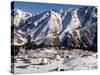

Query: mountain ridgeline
11;6;97;52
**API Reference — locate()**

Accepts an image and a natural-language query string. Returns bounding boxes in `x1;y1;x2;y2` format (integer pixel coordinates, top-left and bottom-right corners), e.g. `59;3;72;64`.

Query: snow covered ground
13;48;97;74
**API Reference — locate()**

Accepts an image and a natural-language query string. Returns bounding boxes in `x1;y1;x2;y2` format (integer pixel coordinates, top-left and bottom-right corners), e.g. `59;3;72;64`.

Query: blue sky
11;1;91;14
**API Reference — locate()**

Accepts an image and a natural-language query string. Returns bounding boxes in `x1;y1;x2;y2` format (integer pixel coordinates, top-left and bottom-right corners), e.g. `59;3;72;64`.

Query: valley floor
12;48;97;74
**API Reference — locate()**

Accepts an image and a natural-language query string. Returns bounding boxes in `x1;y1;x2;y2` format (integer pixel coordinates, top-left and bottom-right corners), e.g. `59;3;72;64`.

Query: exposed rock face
11;32;27;46
48;11;62;35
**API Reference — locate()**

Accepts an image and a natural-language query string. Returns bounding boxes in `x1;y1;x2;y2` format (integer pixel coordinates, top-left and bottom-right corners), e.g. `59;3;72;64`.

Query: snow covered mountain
11;6;97;51
16;10;63;43
11;9;34;28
